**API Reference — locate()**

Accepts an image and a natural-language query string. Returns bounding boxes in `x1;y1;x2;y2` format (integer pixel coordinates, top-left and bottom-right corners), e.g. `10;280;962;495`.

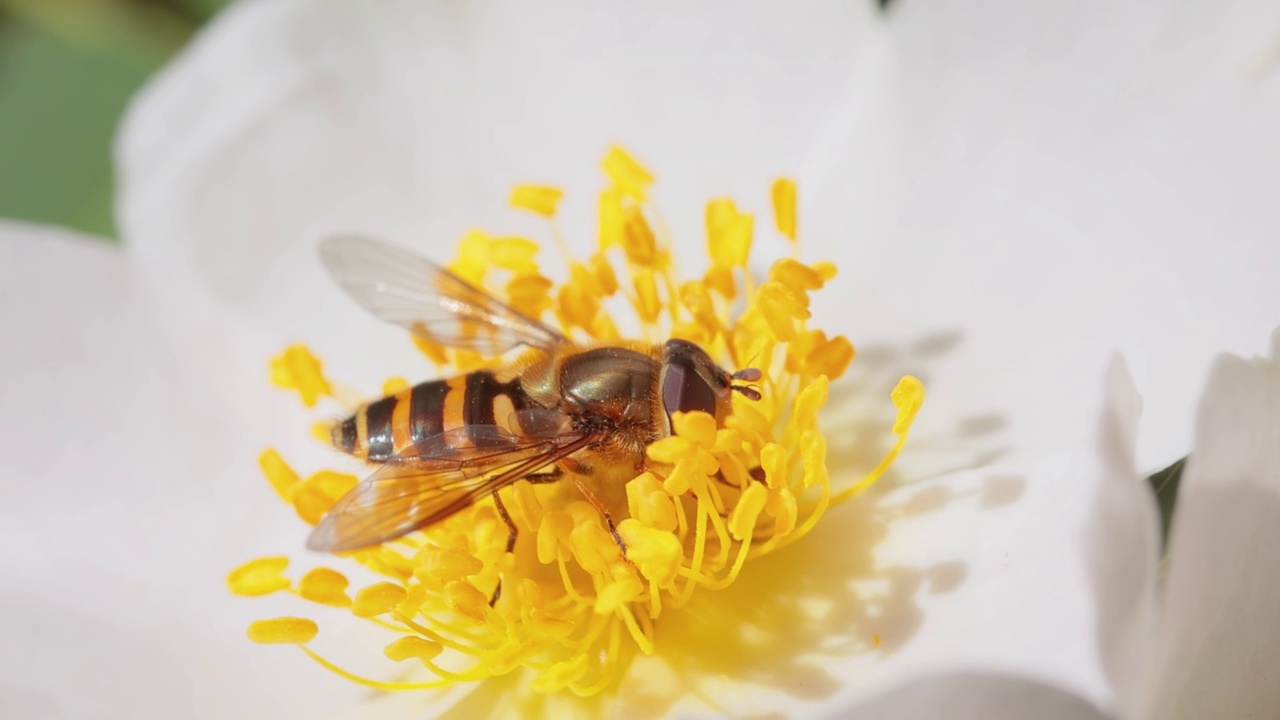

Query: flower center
229;146;924;698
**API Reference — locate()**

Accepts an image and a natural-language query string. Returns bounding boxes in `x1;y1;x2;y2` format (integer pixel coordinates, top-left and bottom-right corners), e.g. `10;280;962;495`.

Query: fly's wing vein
320;234;568;354
308;426;593;553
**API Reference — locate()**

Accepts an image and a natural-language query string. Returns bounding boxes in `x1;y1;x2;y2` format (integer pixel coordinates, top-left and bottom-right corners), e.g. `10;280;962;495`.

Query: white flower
2;0;1279;717
848;339;1280;719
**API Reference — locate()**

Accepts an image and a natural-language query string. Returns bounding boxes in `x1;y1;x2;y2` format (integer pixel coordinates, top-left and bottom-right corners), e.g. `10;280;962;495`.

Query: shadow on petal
830;670;1109;720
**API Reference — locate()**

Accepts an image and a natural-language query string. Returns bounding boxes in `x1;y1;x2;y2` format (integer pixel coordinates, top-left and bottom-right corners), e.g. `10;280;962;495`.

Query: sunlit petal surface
0;222;369;717
62;0;1280;716
807;0;1280;475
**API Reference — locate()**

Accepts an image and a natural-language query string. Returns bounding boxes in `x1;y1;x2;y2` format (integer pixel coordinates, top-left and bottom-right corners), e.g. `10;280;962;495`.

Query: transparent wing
319;235;568;353
307;421;594;553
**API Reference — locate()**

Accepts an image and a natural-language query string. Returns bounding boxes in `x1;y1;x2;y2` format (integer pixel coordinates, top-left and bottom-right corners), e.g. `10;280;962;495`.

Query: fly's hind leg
488;469;563;607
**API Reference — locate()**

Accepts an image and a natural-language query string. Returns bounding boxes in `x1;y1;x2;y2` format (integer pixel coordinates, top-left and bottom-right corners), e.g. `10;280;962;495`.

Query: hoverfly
307;236;763;558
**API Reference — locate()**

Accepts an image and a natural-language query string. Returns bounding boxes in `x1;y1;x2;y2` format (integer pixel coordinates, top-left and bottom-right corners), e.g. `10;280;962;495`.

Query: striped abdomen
332;371;534;462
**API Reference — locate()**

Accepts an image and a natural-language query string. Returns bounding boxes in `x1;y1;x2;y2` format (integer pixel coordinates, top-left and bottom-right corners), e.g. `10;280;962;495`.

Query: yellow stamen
510;184;564;217
602;145;654;200
352;582;408;618
771;177;798;243
238;147;924;702
297;568;351;607
269;344;330;407
257;449;299;502
247;617;317;644
227;557;291;596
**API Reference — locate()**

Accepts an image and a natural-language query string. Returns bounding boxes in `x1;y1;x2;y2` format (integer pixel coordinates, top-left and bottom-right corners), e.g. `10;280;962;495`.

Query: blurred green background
0;0;230;239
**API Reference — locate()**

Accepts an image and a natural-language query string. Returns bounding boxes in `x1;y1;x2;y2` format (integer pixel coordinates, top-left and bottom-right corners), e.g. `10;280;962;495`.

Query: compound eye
662;361;718;419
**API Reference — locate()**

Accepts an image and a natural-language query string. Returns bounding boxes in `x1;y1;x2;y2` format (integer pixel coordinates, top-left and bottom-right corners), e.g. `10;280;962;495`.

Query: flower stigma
231;147;925;701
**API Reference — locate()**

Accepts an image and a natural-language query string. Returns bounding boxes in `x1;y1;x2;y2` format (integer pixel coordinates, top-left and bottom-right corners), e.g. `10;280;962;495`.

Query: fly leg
571;476;629;560
488;470;563;607
489;491;517;607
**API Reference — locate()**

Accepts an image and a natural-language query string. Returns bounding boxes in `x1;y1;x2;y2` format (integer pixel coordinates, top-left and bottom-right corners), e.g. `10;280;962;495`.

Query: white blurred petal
0;222;365;719
1085;358;1159;719
834;671;1109;720
1144;330;1280;719
115;0;879;384
810;0;1280;474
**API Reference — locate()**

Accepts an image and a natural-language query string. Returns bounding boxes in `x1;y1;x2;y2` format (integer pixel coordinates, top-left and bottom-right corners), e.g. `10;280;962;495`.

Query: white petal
107;0;1280;714
1085;358;1160;719
115;0;880;381
831;671;1109;720
807;0;1280;475
618;360;1137;716
1144;330;1280;719
0;222;364;718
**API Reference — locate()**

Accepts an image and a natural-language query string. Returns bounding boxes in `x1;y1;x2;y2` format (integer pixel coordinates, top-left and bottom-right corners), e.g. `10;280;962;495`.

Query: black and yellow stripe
332;372;533;462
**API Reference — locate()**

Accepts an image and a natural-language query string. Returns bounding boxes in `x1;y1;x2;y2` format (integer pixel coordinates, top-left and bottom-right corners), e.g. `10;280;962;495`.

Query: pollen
771;177;798;243
510;184;564;217
297;568;351;607
228;557;291;596
269;344;331;407
237;146;924;704
247;617;318;644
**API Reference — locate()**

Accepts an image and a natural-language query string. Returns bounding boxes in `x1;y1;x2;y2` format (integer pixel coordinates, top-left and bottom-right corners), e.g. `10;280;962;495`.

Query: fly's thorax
518;342;662;426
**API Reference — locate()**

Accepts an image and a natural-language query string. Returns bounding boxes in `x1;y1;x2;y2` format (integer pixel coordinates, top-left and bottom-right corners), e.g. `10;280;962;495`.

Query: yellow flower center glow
232;146;923;700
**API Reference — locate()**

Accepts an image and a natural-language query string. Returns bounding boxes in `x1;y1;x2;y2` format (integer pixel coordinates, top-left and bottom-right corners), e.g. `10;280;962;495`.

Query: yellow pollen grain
602;145;654;200
729;483;768;541
706;198;753;267
293;470;358;526
269;344;331;407
258;449;299;502
812;260;838;282
247;617;318;645
382;376;410;396
893;375;926;433
597;189;625;250
633;270;662;324
506;273;554;318
771;177;798;243
489;237;541;274
444;581;490;623
352;582;408;618
811;336;856;381
509;184;564;217
450;229;491;285
228;557;291;596
622;209;658;266
646;436;694;465
412;335;449;366
671;411;717;449
768;488;798;536
298;568;351;607
759;443;788;490
588;252;619;295
385;636;444;664
703;262;737;300
769;258;824;293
